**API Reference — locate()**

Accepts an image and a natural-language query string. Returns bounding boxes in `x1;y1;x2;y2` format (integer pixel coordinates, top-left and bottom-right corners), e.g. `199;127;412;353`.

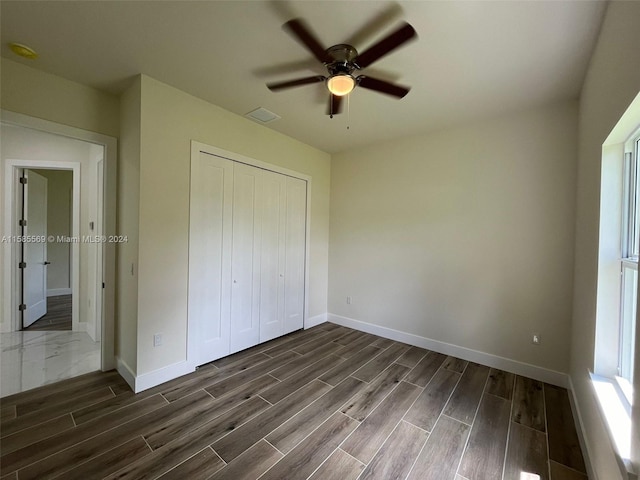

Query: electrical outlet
347;296;352;305
532;334;541;345
153;333;162;347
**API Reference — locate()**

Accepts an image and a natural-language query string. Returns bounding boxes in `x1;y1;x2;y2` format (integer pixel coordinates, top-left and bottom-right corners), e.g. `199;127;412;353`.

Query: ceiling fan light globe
327;74;355;96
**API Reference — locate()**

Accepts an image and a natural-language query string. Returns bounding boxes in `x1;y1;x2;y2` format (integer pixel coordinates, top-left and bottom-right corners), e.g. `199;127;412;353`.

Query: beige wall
571;1;640;478
1;59;119;138
116;78;141;372
134;75;331;375
330;101;578;374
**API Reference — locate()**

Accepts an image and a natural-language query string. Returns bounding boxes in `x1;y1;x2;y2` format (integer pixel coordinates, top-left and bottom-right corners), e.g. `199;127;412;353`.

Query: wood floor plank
269;342;344;380
145;374;278;450
16;376;125;416
371;337;395;348
204;351;299;398
0;370;120;408
406;415;470;480
259;412;358;480
444;362;490;425
442;356;468;374
512;375;546;432
307;448;365;480
16;390;213;480
334;329;366;346
359;420;429;480
319;346;382;386
160;353;273;402
291;327;350;355
485;368;515;400
396;346;429;368
0;393;168;475
342;363;410;422
72;389;139;425
157;447;225;480
212;379;331;462
504;421;549;480
210;343;271;369
341;381;421;464
104;396;269;480
352;343;409;382
0;471;17;480
2;386;115;437
266;376;365;454
58;435;151;480
544;384;587;473
0;405;16;422
549;460;588;480
0;413;75;455
262;329;331;357
334;334;380;359
405;351;447;387
405;367;461;432
209;439;282;480
260;354;344;404
458;393;511;480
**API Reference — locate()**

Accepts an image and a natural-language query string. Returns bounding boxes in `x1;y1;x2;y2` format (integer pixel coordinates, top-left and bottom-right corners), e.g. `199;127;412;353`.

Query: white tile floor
0;330;100;397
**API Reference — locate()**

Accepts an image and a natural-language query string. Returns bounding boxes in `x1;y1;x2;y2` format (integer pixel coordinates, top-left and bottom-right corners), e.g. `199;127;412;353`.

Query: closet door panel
230;163;262;353
259;170;287;342
284;176;307;334
188;153;233;365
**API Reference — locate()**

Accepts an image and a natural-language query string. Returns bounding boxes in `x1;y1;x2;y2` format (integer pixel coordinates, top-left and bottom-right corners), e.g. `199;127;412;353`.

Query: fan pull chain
347;93;350;130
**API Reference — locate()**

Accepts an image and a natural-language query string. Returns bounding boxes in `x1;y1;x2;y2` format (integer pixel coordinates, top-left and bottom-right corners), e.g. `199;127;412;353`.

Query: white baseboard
47;288;71;297
134;361;195;393
567;374;598;480
116;356;195;393
327;313;569;388
116;356;136;392
305;313;327;329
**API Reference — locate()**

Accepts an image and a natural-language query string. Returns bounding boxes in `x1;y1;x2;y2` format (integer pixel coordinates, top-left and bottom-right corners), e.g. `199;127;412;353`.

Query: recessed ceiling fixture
266;18;417;118
9;42;38;59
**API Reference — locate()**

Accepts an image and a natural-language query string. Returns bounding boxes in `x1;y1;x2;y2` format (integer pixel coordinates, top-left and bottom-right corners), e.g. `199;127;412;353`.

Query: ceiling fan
266;18;417;117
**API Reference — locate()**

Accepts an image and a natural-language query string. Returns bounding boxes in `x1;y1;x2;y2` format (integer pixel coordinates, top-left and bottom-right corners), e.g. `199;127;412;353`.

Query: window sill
589;373;637;480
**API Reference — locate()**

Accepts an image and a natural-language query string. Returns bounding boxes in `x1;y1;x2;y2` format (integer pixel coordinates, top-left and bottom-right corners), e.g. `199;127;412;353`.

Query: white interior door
23;169;48;328
284;176;307;334
259;170;287;343
188;152;233;365
230;163;262;353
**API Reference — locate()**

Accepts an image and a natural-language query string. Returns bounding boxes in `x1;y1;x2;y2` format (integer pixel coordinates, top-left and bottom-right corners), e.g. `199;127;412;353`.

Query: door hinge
19;219;27;227
18;262;26;269
19;177;27;185
102;282;105;289
18;304;26;311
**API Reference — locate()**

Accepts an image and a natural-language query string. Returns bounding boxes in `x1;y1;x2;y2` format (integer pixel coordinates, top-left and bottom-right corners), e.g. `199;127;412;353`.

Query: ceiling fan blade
354;22;417;69
326;94;344;116
283;18;332;64
357;76;410;98
343;4;403;49
267;75;326;91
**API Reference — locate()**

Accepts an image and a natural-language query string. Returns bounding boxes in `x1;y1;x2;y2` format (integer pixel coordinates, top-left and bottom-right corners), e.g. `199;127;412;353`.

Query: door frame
1;110;117;371
187;140;312;369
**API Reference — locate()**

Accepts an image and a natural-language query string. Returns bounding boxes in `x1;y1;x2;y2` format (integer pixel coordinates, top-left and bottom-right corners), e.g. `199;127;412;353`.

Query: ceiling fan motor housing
325;44;359;75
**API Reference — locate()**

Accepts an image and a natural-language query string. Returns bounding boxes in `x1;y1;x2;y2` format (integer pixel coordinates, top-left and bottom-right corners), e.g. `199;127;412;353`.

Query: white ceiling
1;1;607;153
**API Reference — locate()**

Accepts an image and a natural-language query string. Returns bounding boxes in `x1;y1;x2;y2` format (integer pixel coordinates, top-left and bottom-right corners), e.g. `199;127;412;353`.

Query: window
618;134;639;392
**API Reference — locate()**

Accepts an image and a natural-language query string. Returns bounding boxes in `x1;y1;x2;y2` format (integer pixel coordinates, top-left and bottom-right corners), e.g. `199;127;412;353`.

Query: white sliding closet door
189;142;308;366
230;163;263;353
284;176;307;334
259;170;287;342
187;152;233;366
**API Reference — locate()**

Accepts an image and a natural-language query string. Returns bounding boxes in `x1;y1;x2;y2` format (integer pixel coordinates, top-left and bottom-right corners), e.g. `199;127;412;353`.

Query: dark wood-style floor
23;295;72;331
0;323;587;480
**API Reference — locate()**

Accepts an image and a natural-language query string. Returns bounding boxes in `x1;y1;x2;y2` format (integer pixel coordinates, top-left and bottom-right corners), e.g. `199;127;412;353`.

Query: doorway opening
20;168;75;332
1;112;116;397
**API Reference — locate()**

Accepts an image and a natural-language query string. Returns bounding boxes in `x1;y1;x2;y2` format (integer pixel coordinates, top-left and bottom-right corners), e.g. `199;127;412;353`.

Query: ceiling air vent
245;107;281;124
